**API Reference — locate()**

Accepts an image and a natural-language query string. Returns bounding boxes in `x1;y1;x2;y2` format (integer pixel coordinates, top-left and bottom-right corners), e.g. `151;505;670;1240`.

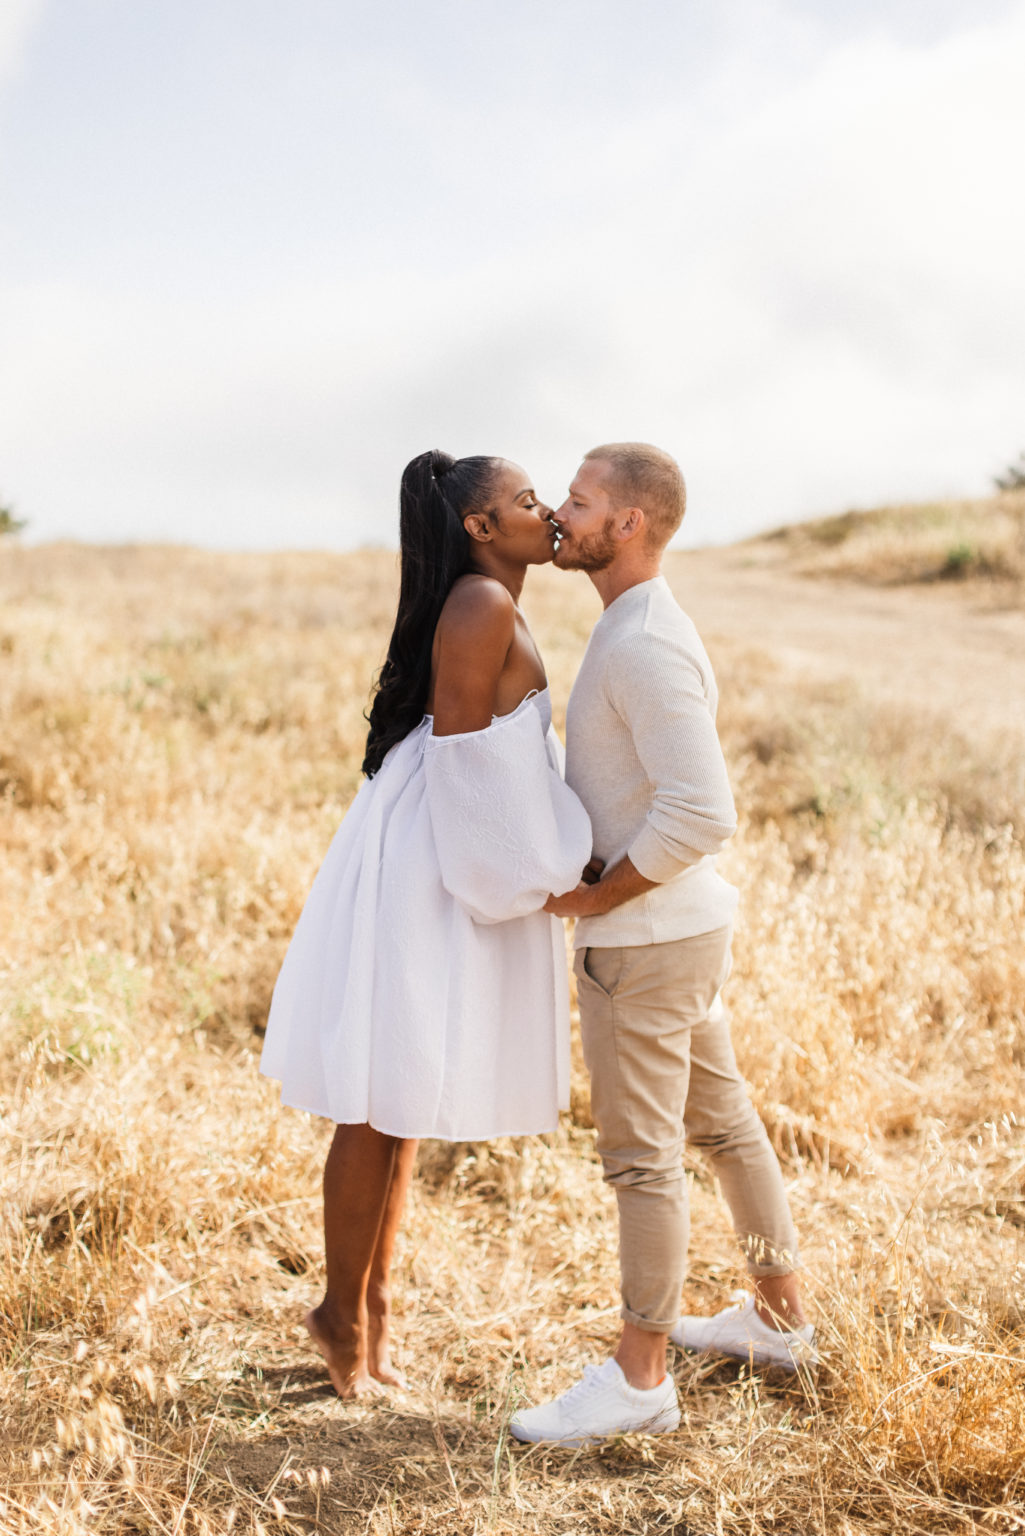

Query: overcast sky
1;0;1023;550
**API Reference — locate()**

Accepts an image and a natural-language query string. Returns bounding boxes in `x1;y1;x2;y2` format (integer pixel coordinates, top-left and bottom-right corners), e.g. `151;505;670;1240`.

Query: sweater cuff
628;823;696;883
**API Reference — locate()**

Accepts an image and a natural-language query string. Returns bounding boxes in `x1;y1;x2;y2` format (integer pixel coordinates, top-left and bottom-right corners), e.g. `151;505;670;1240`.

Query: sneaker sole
508;1409;681;1447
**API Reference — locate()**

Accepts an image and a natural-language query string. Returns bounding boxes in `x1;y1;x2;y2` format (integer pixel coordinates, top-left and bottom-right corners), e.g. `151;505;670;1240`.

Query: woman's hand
580;857;605;886
543;858;604;917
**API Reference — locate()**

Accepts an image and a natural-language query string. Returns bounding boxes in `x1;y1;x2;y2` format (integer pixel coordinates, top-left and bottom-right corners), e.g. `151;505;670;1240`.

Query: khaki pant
575;925;799;1333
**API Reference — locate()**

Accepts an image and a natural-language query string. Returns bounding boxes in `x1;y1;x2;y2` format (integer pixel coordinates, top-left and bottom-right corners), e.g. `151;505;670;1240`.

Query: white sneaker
509;1358;680;1446
670;1290;818;1371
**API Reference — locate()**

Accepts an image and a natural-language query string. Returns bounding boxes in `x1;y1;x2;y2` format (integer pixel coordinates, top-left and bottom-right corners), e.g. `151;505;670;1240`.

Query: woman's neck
468;552;526;606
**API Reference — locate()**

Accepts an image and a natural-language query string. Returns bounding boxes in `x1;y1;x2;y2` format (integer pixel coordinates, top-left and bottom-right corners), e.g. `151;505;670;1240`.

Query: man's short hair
584;442;686;547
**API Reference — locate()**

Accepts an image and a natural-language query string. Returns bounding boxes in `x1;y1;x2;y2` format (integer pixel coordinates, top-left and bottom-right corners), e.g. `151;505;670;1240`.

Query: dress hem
269;1088;567;1141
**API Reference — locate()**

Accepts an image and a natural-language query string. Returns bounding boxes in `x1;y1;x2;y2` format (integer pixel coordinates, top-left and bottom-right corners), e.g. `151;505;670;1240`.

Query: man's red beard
553;514;618;572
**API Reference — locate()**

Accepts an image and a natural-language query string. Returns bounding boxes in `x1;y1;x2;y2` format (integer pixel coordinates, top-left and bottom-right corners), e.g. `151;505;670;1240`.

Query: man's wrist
586;855;658;916
588;879;618;916
579;868;624;916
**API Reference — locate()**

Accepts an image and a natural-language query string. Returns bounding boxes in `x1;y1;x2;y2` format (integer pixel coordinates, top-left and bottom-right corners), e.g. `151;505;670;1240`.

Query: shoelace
560;1364;605;1406
702;1294;749;1335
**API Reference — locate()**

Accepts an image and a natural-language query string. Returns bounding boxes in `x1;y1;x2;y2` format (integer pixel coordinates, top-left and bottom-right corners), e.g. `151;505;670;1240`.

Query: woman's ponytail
362;450;500;776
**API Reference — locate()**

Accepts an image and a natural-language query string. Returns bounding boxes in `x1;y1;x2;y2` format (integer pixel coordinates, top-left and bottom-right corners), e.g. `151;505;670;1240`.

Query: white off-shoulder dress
260;688;592;1140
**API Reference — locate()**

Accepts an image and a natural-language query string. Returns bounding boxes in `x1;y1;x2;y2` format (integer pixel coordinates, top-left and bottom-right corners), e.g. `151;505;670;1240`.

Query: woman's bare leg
754;1271;806;1329
305;1122;399;1398
366;1137;418;1386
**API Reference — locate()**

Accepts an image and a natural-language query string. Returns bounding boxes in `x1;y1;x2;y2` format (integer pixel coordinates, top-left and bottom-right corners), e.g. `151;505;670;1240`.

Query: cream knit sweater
565;575;739;948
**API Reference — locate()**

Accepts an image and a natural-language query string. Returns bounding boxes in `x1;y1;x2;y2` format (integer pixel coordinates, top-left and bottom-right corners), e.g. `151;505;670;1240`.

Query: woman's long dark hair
362;449;501;777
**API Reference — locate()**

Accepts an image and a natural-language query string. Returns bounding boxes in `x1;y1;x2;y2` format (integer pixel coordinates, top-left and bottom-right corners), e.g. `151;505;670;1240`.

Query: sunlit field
2;504;1023;1535
761;487;1025;587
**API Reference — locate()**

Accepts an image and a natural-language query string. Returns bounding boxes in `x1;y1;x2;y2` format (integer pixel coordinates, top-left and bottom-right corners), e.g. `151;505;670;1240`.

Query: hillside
750;486;1025;588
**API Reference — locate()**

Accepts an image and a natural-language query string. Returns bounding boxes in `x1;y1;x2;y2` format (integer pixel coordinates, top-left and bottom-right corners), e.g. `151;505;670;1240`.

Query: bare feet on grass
311;1124;417;1398
304;1306;378;1399
367;1284;408;1390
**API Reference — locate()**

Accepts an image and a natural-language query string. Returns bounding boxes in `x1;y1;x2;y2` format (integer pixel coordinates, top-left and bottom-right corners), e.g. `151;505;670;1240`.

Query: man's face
552;459;619;572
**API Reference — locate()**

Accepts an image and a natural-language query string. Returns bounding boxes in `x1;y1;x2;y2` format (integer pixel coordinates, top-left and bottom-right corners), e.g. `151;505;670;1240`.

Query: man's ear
463;513;492;544
617;505;645;542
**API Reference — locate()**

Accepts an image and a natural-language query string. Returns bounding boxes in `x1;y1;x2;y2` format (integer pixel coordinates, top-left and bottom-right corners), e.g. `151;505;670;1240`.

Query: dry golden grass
1;534;1023;1535
757;487;1025;590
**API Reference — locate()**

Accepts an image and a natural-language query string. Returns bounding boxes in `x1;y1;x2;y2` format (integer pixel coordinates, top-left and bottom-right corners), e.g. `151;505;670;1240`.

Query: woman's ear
463;512;492;544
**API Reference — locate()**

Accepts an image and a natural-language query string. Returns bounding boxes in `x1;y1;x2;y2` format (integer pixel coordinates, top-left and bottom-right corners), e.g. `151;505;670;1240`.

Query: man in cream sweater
509;443;813;1447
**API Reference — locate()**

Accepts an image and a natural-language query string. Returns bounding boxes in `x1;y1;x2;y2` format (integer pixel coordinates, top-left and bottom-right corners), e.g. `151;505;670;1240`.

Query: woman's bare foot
753;1273;806;1331
367;1286;408;1389
304;1307;377;1399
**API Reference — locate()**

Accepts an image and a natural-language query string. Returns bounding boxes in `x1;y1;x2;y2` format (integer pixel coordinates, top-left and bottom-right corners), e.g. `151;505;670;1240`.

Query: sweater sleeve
606;631;737;882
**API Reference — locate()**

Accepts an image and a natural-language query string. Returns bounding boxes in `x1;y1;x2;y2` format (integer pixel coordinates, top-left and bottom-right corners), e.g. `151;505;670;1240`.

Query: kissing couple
260;442;815;1446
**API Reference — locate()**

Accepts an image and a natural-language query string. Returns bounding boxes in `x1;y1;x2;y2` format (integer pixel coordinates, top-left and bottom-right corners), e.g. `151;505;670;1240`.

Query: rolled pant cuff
620;1304;679;1334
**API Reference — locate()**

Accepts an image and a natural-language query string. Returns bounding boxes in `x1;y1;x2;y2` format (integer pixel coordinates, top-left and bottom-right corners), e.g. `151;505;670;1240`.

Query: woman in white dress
261;449;593;1397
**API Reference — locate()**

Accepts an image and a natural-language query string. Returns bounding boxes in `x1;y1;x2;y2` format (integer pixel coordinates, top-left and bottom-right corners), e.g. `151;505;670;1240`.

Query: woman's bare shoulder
437;575;516;639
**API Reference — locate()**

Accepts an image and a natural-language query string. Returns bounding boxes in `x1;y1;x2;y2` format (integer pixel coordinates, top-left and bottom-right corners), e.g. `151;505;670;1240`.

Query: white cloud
2;1;1024;547
0;0;45;80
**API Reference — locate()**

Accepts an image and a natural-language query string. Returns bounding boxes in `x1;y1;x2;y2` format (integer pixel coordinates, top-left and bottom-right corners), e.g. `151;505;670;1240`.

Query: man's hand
544;881;601;918
544;854;657;918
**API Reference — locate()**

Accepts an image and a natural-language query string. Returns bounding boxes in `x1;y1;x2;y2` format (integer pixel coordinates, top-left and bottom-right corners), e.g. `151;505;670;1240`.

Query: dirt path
664;547;1025;743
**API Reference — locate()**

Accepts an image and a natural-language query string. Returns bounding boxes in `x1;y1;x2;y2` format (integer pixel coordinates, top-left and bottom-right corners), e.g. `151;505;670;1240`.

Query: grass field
1;498;1023;1534
758;486;1025;588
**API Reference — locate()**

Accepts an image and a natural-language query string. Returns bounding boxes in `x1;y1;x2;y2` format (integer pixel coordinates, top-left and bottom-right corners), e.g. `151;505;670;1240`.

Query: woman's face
478;461;558;566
